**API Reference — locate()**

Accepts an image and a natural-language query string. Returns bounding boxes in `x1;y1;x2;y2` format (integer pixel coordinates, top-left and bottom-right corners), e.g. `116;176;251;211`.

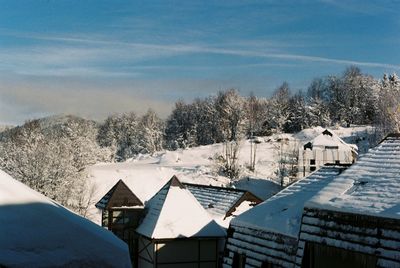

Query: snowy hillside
87;126;374;225
0;169;131;268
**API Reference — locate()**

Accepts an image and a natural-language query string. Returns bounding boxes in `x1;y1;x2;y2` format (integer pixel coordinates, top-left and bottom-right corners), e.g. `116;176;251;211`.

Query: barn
222;165;348;268
295;134;400;268
136;176;226;268
298;129;357;178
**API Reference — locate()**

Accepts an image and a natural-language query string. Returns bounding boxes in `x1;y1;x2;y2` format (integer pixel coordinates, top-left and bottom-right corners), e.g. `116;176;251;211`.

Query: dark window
310;159;316;165
232;252;246;268
310;166;316;172
325;146;339;150
335;160;340;164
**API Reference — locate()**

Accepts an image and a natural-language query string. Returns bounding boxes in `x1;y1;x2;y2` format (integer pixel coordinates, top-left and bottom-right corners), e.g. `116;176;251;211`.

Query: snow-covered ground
0;169;131;268
87;126;374;225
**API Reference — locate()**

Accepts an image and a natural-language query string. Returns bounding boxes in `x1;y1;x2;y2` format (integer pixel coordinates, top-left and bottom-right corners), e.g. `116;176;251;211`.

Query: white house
298;129;357;178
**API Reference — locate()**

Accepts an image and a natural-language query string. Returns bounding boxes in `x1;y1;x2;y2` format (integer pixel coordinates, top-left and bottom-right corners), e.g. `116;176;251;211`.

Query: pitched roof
309;129;357;152
95;179;143;209
307;134;400;219
183;183;261;218
136;176;226;239
232;166;347;237
0;170;131;268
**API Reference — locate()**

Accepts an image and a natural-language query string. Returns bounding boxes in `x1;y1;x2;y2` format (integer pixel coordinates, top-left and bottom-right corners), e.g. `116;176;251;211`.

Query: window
335;160;340;164
310;166;316;172
101;210;109;227
325;146;339;150
310;159;316;165
232;253;246;268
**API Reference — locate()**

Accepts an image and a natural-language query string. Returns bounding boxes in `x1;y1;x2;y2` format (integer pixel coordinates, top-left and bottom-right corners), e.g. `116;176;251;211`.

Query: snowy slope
0;170;131;268
87;126;374;224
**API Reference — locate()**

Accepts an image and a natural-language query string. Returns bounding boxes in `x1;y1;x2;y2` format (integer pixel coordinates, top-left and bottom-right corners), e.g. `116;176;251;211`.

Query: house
298;129;357;178
183;183;263;228
0;169;131;268
95;179;145;258
136;176;226;268
295;134;400;268
222;165;348;268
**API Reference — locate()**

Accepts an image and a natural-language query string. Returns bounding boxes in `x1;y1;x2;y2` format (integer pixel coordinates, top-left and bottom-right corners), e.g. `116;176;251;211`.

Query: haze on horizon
0;0;399;125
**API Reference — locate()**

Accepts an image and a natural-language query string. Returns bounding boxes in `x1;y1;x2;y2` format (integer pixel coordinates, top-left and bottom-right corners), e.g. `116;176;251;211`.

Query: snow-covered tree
376;73;400;133
138;109;164;154
268;82;291;133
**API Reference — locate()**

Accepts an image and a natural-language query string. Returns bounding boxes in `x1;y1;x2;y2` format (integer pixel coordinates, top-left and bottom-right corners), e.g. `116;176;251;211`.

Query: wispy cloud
1;31;399;79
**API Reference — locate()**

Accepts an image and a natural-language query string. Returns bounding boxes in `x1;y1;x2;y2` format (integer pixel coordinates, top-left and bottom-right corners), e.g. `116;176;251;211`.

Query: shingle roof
183;183;249;217
307;134;400;219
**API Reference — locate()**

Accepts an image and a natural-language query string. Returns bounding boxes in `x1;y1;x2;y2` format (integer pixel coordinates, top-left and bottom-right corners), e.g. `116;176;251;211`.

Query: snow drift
0;169;131;268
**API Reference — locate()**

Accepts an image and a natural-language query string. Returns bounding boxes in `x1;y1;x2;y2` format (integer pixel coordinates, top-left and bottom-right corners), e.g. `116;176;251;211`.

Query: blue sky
0;0;399;124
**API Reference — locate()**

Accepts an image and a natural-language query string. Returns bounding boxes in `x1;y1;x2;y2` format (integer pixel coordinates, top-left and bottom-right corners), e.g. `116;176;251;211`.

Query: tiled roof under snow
307;134;400;219
232;166;347;238
184;183;247;217
136;176;226;239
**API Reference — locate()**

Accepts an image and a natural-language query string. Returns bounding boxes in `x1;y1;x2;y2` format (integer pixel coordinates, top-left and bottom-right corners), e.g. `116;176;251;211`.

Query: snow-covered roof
0;170;131;268
136;176;226;239
232;166;347;238
184;183;259;217
309;129;357;152
90;164;177;205
307;134;400;219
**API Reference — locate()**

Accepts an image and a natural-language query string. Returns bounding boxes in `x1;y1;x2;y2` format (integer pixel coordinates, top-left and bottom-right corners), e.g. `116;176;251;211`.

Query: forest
0;66;399;215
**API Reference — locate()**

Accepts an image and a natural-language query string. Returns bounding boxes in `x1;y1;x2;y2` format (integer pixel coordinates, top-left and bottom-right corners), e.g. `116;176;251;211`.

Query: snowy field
86;126;375;224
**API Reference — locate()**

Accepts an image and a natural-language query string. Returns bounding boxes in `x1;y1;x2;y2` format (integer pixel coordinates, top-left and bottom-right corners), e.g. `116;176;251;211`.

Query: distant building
298;129;357;178
222;166;347;268
136;176;226;268
295;134;400;268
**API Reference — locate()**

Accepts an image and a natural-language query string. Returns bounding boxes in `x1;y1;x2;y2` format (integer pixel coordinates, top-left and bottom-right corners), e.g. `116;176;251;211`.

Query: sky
0;0;399;125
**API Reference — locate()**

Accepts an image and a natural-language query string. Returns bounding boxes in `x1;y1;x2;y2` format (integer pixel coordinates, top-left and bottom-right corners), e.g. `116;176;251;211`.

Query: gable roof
308;129;357;152
0;170;131;268
232;166;347;238
95;179;143;210
136;176;226;239
306;134;400;219
183;183;262;218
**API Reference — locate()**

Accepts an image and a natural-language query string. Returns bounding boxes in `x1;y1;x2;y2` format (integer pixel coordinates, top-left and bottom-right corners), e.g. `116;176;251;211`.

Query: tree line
0;66;399;214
